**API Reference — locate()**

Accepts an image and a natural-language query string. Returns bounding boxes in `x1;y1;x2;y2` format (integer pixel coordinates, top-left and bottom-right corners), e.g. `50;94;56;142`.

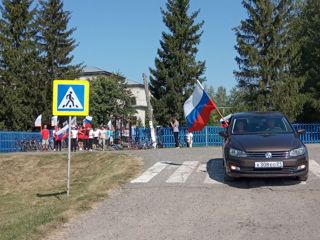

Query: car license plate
255;161;283;168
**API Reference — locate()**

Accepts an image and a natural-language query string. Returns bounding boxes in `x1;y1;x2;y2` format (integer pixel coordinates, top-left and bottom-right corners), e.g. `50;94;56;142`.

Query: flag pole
196;80;227;124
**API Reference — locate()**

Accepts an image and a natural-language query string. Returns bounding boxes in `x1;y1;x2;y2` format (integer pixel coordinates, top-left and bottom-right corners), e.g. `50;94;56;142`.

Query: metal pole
67;116;72;197
143;73;157;148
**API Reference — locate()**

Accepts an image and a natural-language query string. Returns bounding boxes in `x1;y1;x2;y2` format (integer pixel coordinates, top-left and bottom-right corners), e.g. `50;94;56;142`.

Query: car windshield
231;116;294;135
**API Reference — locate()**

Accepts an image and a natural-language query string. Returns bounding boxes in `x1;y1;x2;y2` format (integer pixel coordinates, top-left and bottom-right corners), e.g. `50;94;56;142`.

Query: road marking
131;162;168;183
166;161;198;183
309;160;320;178
197;163;207;172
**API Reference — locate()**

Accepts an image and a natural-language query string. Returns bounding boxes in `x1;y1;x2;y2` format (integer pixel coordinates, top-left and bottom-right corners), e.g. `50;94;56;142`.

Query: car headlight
289;147;306;157
229;148;247;157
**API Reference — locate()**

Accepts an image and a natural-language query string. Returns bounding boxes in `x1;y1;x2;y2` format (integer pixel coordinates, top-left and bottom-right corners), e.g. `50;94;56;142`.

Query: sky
64;1;247;92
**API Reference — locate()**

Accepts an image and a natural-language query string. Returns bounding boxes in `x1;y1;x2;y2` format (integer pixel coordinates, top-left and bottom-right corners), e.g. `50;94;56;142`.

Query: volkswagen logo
265;152;272;159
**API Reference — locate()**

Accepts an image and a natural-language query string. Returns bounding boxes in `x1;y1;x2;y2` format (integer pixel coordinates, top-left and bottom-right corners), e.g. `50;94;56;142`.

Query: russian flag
83;116;92;128
184;81;216;132
56;125;69;140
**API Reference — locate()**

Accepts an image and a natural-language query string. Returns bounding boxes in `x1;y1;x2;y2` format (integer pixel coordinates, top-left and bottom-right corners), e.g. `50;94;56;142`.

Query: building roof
81;66;144;87
81;66;113;76
126;79;144;88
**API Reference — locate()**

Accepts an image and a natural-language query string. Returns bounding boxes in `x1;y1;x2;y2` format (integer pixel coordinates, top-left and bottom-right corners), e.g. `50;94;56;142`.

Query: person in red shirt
41;125;50;151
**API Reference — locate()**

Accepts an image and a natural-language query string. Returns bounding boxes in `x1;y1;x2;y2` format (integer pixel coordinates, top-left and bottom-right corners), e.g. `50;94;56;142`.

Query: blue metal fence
0;132;41;153
132;123;320;148
1;123;319;152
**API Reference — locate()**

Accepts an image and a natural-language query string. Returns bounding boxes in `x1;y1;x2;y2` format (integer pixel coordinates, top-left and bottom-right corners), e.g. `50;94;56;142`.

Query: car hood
230;133;301;152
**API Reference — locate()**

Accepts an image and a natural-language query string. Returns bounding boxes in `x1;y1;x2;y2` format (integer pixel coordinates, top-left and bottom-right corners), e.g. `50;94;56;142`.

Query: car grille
246;151;289;159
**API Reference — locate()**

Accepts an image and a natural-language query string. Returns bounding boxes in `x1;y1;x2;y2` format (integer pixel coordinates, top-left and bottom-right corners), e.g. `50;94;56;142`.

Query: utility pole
143;73;157;148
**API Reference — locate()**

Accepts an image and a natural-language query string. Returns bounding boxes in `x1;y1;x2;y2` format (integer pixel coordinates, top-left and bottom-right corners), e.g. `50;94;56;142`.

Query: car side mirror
296;129;305;135
219;131;228;138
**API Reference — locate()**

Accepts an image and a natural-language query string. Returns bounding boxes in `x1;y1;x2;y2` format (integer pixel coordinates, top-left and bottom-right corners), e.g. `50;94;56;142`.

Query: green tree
0;0;41;130
295;0;320;122
38;0;80;121
234;0;304;121
90;75;136;126
149;0;205;125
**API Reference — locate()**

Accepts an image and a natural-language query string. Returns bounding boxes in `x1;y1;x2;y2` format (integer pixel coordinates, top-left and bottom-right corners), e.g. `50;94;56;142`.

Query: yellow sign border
52;80;90;116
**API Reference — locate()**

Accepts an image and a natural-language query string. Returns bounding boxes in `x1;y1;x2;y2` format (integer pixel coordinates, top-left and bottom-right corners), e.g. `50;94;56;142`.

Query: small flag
83;116;92;128
35;114;42;127
183;81;216;132
107;120;112;129
51;116;58;127
55;117;76;140
56;124;69;140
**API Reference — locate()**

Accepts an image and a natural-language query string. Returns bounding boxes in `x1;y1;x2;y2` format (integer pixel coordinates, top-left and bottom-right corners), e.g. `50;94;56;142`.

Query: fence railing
0;132;41;153
132;124;320;148
1;123;319;152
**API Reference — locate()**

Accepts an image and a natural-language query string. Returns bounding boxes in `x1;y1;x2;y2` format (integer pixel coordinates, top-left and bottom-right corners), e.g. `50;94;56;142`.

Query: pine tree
0;0;41;130
295;0;320;122
149;0;205;125
234;0;304;120
37;0;80;121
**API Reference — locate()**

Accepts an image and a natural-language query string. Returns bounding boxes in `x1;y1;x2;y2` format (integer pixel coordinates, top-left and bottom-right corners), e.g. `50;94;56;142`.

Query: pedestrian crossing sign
52;80;90;116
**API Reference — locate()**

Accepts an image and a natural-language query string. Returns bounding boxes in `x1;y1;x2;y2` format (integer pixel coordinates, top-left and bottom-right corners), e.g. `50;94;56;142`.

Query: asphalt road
50;144;320;240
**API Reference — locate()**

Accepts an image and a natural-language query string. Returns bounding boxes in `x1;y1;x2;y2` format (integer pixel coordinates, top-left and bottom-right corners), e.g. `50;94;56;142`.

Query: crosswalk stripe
309;160;320;178
197;163;207;172
166;161;198;183
131;162;168;183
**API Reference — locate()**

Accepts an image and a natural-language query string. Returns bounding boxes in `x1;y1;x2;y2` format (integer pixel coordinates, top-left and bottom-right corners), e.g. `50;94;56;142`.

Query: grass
0;152;142;240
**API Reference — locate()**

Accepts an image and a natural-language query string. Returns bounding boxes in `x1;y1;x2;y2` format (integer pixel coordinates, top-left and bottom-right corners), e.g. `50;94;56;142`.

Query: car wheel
297;174;308;182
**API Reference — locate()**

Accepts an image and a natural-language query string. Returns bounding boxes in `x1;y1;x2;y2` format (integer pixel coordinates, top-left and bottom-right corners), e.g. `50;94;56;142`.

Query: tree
234;0;304;121
90;75;136;126
295;0;320;122
0;0;41;130
149;0;205;125
205;85;232;125
37;0;80;121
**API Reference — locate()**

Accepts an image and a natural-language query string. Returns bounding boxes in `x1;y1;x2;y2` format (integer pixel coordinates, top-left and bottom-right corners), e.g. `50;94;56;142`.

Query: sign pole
67;116;72;196
52;80;90;197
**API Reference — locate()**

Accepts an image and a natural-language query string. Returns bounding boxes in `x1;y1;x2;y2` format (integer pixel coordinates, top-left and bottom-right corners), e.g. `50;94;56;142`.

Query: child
185;130;193;148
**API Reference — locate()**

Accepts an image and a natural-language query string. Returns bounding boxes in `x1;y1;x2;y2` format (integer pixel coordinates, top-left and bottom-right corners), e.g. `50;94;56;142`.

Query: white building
79;66;148;126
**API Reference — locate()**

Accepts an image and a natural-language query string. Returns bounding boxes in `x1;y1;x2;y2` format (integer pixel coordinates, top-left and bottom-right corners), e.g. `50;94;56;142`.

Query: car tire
297;174;308;182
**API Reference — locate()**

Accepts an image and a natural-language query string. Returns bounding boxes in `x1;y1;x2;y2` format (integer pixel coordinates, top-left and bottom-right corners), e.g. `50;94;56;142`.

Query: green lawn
0;152;142;240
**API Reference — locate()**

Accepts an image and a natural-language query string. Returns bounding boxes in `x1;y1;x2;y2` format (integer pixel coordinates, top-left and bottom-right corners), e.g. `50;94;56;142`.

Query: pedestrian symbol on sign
58;86;83;110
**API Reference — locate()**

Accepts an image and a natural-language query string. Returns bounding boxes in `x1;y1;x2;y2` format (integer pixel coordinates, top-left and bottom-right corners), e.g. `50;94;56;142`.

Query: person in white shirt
185;130;193;148
100;127;106;150
89;128;94;151
93;128;100;150
71;126;78;152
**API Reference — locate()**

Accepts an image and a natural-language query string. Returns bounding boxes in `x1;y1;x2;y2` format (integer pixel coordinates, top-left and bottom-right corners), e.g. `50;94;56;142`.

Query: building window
130;97;137;106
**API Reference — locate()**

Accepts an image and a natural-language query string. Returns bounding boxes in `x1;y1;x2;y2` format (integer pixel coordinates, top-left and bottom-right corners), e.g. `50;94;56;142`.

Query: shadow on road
206;158;301;189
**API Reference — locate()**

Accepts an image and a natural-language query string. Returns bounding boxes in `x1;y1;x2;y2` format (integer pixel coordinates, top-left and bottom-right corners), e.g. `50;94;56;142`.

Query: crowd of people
41;124;115;152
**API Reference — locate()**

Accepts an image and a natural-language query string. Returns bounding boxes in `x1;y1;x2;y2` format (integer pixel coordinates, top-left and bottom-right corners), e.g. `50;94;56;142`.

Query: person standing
100;126;106;150
170;117;180;148
54;127;62;152
41;125;50;151
77;126;84;151
88;127;94;151
185;130;193;148
71;126;78;152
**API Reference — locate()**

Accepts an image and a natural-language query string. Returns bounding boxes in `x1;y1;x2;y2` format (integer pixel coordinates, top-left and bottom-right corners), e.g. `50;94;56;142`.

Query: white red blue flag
183;81;216;132
83;116;92;128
